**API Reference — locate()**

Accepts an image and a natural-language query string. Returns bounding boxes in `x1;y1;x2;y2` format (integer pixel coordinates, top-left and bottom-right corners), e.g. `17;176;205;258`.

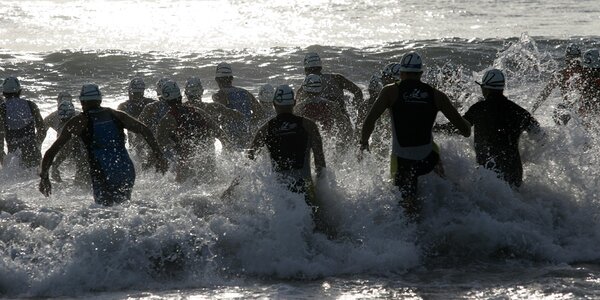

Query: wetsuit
119;97;155;119
390;79;440;199
463;94;540;187
81;108;135;206
166;104;216;181
218;87;254;148
1;96;41;168
264;113;316;208
295;96;337;131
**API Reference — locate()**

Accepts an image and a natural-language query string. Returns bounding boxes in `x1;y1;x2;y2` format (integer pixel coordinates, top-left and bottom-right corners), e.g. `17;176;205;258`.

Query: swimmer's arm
31;102;48;146
138;104;158;126
434;90;471;137
247;124;268;160
532;74;560;113
305;119;326;178
248;92;266;121
360;84;393;147
334;105;354;137
112;109;163;157
334;74;364;107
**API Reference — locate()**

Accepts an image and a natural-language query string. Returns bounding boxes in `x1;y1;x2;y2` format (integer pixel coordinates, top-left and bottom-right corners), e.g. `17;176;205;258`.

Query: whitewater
1;0;600;298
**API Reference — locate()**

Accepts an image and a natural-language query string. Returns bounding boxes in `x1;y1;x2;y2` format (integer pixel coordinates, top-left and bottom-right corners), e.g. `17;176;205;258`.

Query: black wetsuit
81;108;135;206
120;97;155;119
0;97;41;168
265;113;310;176
390;79;439;199
464;94;540;187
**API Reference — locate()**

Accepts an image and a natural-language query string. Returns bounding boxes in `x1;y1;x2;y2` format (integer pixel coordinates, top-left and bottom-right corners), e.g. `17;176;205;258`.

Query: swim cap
185;77;204;97
215;62;233;78
128;77;146;93
565;43;582;58
258;83;275;103
56;91;73;104
303;74;323;93
2;76;21;94
304;52;322;68
272;84;295;106
155;77;171;97
58;101;76;121
476;69;505;90
160;80;182;101
399;52;424;72
79;83;102;101
382;63;402;80
582;49;600;69
368;73;383;94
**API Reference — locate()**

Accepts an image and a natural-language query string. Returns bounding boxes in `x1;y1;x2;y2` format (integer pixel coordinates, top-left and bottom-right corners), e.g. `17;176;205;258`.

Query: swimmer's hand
39;173;52;197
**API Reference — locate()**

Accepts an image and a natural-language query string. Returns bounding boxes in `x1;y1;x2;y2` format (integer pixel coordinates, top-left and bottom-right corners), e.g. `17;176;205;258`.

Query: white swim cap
399;52;424;72
215;62;233;78
565;43;582;58
368;74;383;94
128;77;146;93
56;91;72;103
58;101;76;121
155;77;171;96
382;63;402;80
79;83;102;101
273;84;295;106
185;77;204;97
2;76;21;94
476;69;505;90
582;49;600;69
258;83;275;103
161;80;181;101
303;74;323;93
304;52;322;68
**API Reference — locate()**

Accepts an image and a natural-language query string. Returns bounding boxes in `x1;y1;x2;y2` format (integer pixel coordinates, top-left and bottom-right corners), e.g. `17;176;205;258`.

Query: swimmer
0;76;47;168
39;83;168;206
360;52;471;220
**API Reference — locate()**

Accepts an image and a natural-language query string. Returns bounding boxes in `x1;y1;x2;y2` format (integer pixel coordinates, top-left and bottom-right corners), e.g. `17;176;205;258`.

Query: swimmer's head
56;91;73;104
128;77;146;96
304;52;323;75
185;77;204;101
160;80;182;104
258;83;275;103
79;83;102;109
155;77;171;100
303;74;323;94
399;52;424;73
368;73;383;96
2;76;22;96
272;84;295;107
215;62;233;78
582;49;600;69
565;43;582;59
58;101;76;121
382;63;401;84
476;69;505;92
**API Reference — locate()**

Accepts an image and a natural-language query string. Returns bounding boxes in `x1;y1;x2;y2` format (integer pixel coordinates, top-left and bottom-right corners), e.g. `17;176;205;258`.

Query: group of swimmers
0;44;599;232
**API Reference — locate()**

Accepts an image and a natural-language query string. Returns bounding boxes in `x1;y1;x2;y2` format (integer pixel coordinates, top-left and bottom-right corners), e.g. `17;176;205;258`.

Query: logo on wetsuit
277;121;298;135
402;88;430;103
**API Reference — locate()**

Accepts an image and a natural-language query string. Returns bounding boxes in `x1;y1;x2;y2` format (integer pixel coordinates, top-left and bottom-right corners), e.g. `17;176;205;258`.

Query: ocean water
2;0;600;299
